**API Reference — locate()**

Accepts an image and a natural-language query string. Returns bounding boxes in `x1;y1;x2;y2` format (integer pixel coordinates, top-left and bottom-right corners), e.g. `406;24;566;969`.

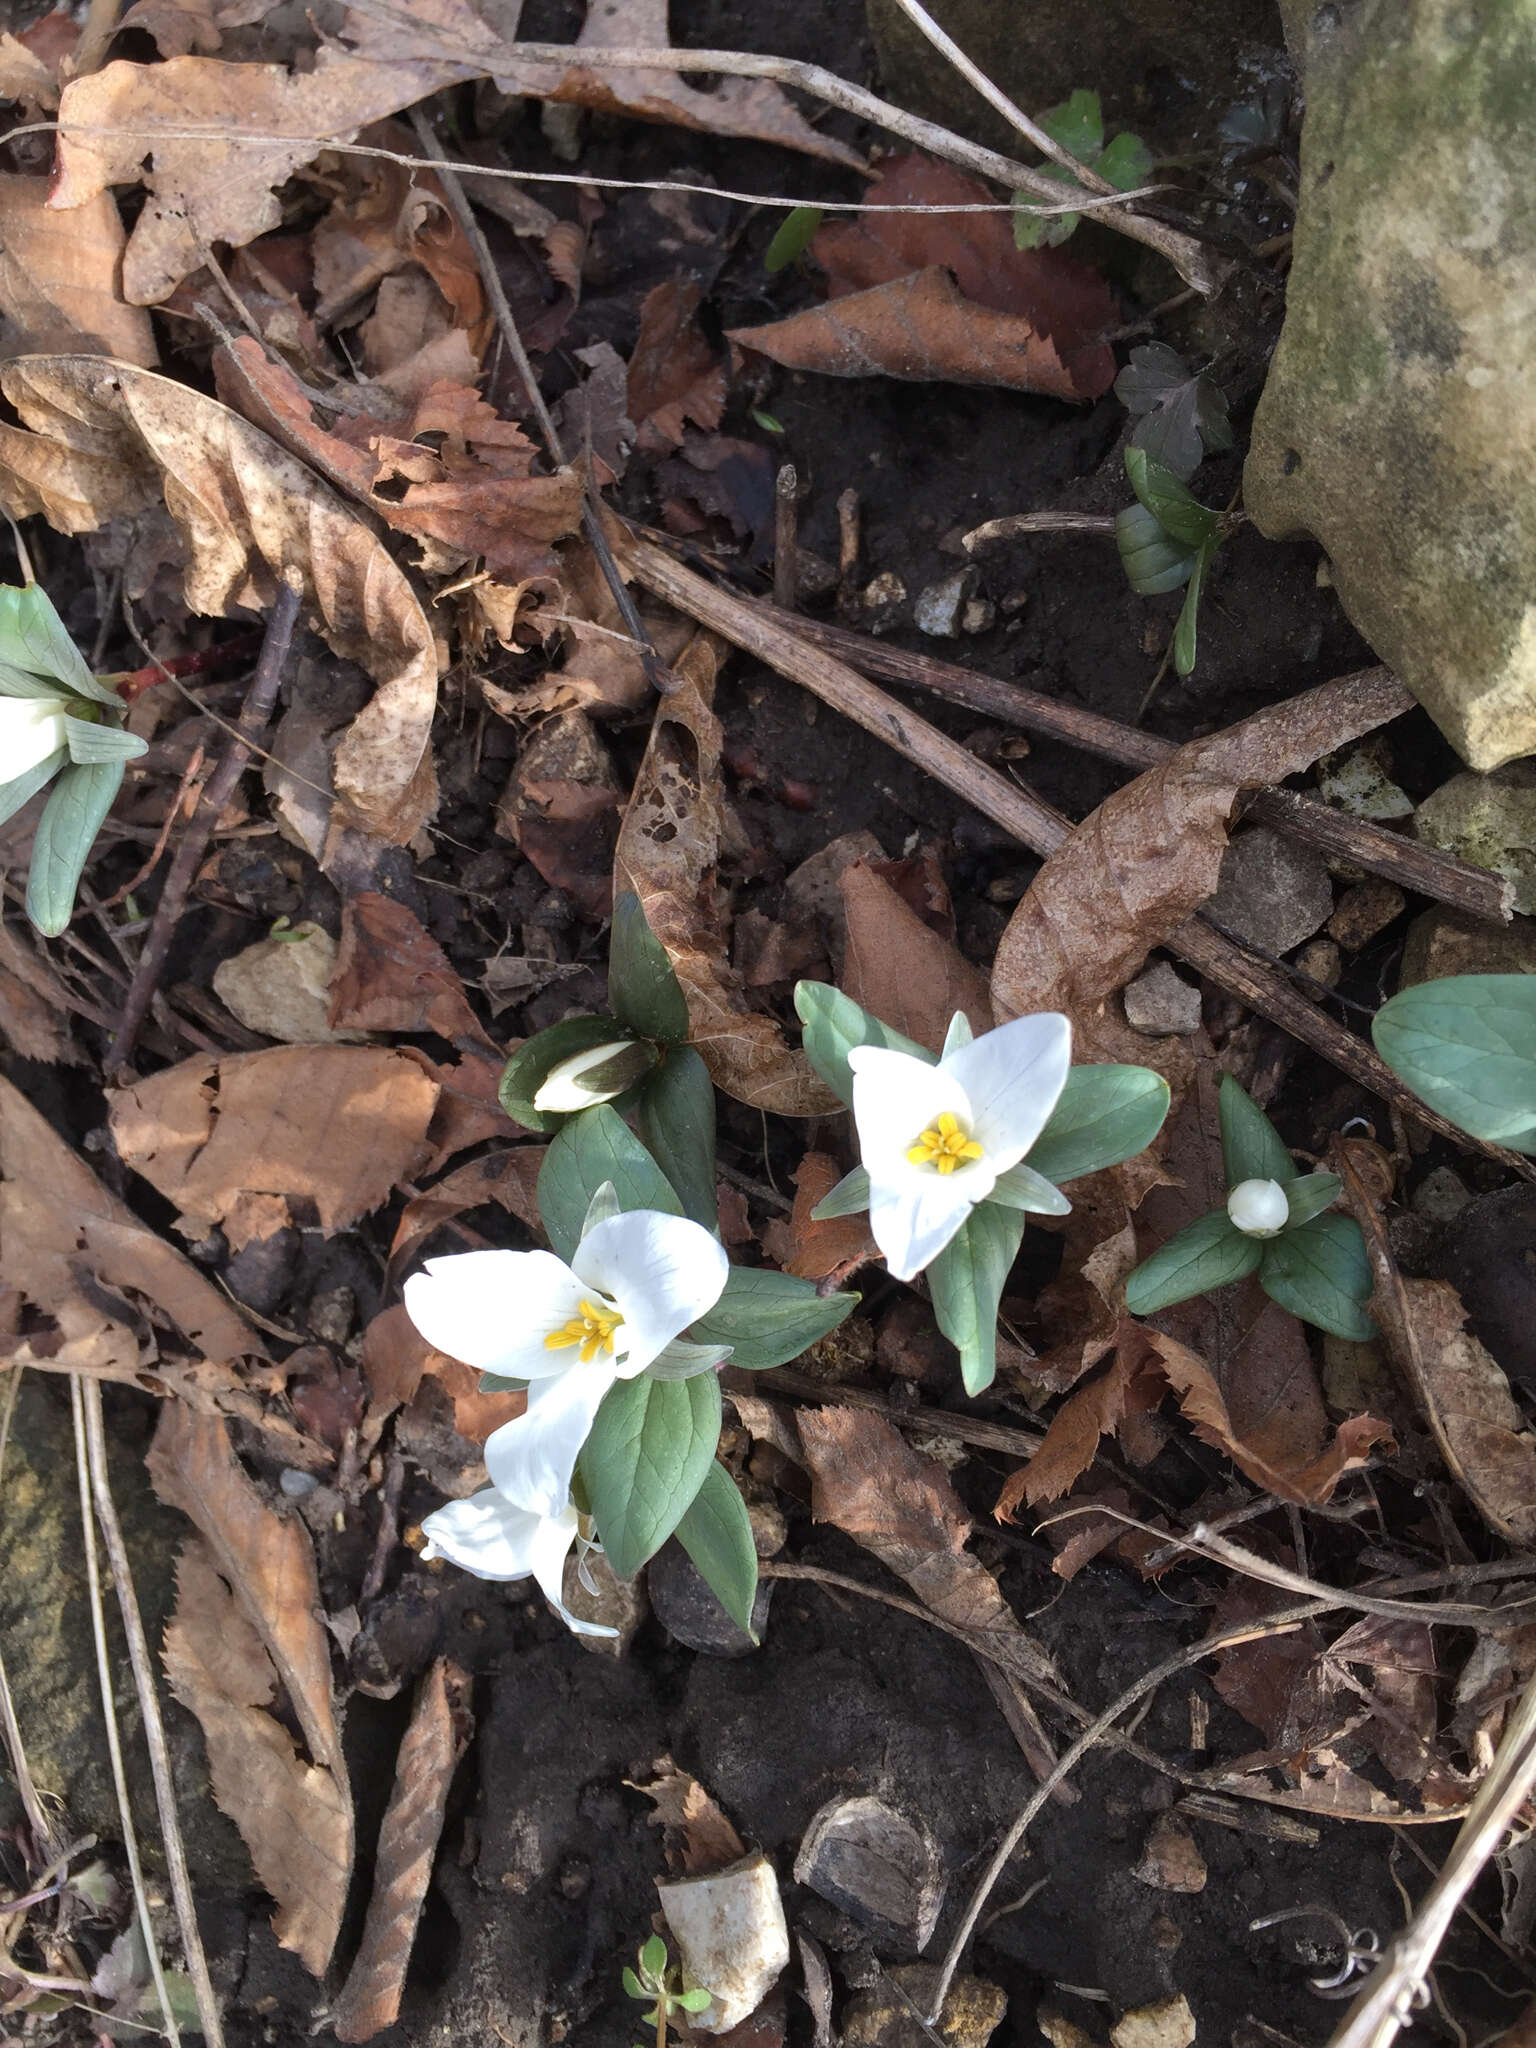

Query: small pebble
1133;1812;1207;1894
279;1468;321;1498
1123;960;1202;1036
914;569;973;638
1111;1996;1196;2048
1328;879;1406;950
1206;826;1333;955
1293;938;1342;994
961;596;996;634
1411;1165;1472;1226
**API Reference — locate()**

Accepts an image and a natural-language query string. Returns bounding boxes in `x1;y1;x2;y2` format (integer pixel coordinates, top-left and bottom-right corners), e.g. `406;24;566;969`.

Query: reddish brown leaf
360;1302;525;1444
998;1323;1165;1514
387;1145;547;1280
498;706;624;920
762;1151;878;1286
634;1757;748;1876
991;669;1406;1025
627;279;726;453
332;1660;473;2042
329;892;494;1049
839;859;991;1054
411;1048;525;1172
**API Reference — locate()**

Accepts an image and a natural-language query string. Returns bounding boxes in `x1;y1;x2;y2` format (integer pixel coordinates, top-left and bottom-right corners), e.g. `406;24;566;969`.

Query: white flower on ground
848;1011;1072;1281
1227;1177;1290;1238
1;694;70;779
532;1039;656;1112
404;1207;729;1516
420;1490;617;1638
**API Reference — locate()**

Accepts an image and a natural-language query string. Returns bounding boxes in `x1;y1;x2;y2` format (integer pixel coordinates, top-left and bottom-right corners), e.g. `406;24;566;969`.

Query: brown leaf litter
150;1403;353;1974
0;174;157;364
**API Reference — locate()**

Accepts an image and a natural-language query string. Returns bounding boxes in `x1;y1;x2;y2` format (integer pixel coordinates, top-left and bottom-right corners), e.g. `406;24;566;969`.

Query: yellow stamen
545;1296;624;1364
905;1111;986;1176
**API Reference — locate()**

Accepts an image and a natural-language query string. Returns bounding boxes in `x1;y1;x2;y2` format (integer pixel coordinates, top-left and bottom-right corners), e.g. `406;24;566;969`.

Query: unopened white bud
1227;1177;1290;1238
533;1038;655;1112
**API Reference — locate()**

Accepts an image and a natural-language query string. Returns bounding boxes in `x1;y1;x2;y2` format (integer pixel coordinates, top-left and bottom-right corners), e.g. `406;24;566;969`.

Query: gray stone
1398;908;1536;988
1205;826;1333;955
1410;1165;1472;1227
1123;960;1202;1036
1329;879;1407;950
1415;762;1536;916
648;1541;772;1656
1246;0;1536;769
1315;742;1414;823
915;569;973;639
794;1794;945;1950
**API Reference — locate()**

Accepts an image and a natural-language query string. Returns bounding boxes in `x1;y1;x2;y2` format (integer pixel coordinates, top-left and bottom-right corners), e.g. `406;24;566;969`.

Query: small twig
359;1451;407;1608
105;574;302;1075
730;1365;1044;1457
964;511;1120;546
406;104;672;700
836;487;861;616
81;1381;225;2048
69;1375;181;2048
773;464;799;613
97;746;206;913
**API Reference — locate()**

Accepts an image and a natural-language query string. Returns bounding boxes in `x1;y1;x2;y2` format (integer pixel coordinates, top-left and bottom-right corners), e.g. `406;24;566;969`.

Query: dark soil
4;1;1534;2046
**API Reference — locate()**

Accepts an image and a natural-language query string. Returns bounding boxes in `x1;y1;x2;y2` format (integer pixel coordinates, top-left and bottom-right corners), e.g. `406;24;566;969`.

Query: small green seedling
1115;344;1232;482
0;580;147;935
764;205;824;272
1115;447;1230;678
1126;1075;1375;1340
1373;974;1536;1154
1013;89;1151;249
624;1933;712;2048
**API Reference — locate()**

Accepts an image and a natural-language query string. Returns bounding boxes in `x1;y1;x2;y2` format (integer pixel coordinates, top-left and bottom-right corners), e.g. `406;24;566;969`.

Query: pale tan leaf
839;858;991;1054
614;634;838;1115
1399;1278;1536;1548
0;176;155;365
52;49;463;303
0;355;441;841
109;1045;439;1236
162;1539;352;1975
992;669;1405;1023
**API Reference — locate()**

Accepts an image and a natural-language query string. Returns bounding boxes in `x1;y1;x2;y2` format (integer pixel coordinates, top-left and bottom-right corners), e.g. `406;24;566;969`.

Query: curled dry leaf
627;279;726;454
992;668;1406;1024
839;857;992;1054
997;1318;1164;1515
614;634;839;1115
109;1045;439;1242
332;1660;473;2043
633;1757;748;1876
53;49;463;303
150;1405;353;1974
329;891;494;1049
0;355;441;843
0;175;155;365
387;1144;547;1281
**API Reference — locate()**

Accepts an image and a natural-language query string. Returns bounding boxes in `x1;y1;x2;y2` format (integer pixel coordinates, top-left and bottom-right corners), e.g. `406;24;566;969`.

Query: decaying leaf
332;1660;472;2042
992;669;1405;1024
997;1320;1164;1513
839;858;992;1053
498;706;625;920
109;1045;439;1241
614;634;838;1115
0;355;441;843
633;1757;748;1876
387;1145;546;1280
150;1404;353;1974
329;891;493;1048
0;917;80;1063
52;49;464;303
762;1151;878;1287
628;279;726;453
730;156;1117;400
360;1300;525;1448
0;176;156;364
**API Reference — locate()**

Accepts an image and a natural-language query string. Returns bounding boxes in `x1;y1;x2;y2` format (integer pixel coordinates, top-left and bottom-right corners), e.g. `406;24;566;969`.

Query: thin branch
965;511;1120;543
81;1379;226;2048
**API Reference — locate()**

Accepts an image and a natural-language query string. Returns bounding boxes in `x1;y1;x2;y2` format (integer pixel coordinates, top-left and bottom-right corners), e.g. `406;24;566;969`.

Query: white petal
942;1013;1072;1171
848;1046;973;1188
485;1363;617;1516
571;1210;729;1376
868;1173;979;1282
419;1488;551;1580
403;1249;587;1381
526;1510;618;1638
0;696;69;781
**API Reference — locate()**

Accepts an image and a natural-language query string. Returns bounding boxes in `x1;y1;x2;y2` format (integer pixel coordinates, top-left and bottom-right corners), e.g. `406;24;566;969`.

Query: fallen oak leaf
997;1318;1165;1514
0;175;156;365
0;354;441;844
614;633;838;1115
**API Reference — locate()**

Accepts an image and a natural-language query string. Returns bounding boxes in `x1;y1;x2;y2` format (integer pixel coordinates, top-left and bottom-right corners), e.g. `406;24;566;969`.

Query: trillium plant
1125;1075;1376;1339
0;580;148;935
1372;974;1536;1155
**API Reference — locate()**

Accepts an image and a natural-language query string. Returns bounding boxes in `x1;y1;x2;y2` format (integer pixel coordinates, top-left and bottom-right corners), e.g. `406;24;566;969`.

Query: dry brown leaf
329;891;494;1049
627;279;726;453
0;1071;265;1380
150;1404;353;1972
0;355;441;843
497;705;624;919
311;146;486;338
360;1301;524;1446
998;1321;1165;1515
633;1757;747;1877
0;176;155;365
410;1047;525;1171
614;635;838;1115
839;858;991;1053
109;1045;438;1237
52;49;463;303
0;917;79;1063
387;1145;546;1280
163;1541;353;1977
991;669;1406;1023
332;1659;472;2042
762;1151;878;1287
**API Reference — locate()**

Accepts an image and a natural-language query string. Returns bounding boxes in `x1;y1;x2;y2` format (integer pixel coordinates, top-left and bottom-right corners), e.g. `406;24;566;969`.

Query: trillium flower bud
533;1037;656;1112
1227;1177;1290;1238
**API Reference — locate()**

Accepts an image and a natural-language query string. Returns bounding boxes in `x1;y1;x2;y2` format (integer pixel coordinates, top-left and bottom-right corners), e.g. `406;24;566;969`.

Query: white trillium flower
1227;1177;1290;1238
848;1011;1073;1281
532;1038;655;1113
404;1206;730;1518
420;1489;617;1638
1;693;71;779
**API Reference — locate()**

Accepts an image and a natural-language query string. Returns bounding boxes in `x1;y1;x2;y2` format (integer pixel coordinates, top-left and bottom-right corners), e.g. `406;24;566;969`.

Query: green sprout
1114;448;1229;680
1012;89;1151;249
764;205;824;272
624;1932;712;2048
1373;975;1536;1154
1126;1076;1376;1340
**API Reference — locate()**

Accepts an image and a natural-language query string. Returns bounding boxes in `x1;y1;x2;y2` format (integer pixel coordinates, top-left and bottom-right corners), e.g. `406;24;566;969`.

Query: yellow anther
545;1296;624;1363
906;1112;985;1176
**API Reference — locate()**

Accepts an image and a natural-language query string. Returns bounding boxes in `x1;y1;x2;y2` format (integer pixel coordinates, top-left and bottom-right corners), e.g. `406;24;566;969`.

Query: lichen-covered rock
1246;0;1536;769
1415;761;1536;914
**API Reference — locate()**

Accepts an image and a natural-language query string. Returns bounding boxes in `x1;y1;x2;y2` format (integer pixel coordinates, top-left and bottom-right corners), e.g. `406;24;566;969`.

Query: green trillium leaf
638;1046;719;1230
690;1265;856;1369
0;746;66;832
26;758;124;936
1115;500;1199;595
987;1161;1072;1215
1124;1208;1262;1317
62;715;149;766
1025;1063;1171;1184
928;1200;1026;1396
1124;447;1221;551
674;1460;759;1637
579;1370;722;1577
1259;1213;1377;1341
1372;976;1536;1152
1282;1171;1343;1230
808;1164;870;1221
537;1105;681;1262
499;1013;638;1133
794;979;933;1107
1217;1073;1297;1186
609;890;691;1045
764;204;825;272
